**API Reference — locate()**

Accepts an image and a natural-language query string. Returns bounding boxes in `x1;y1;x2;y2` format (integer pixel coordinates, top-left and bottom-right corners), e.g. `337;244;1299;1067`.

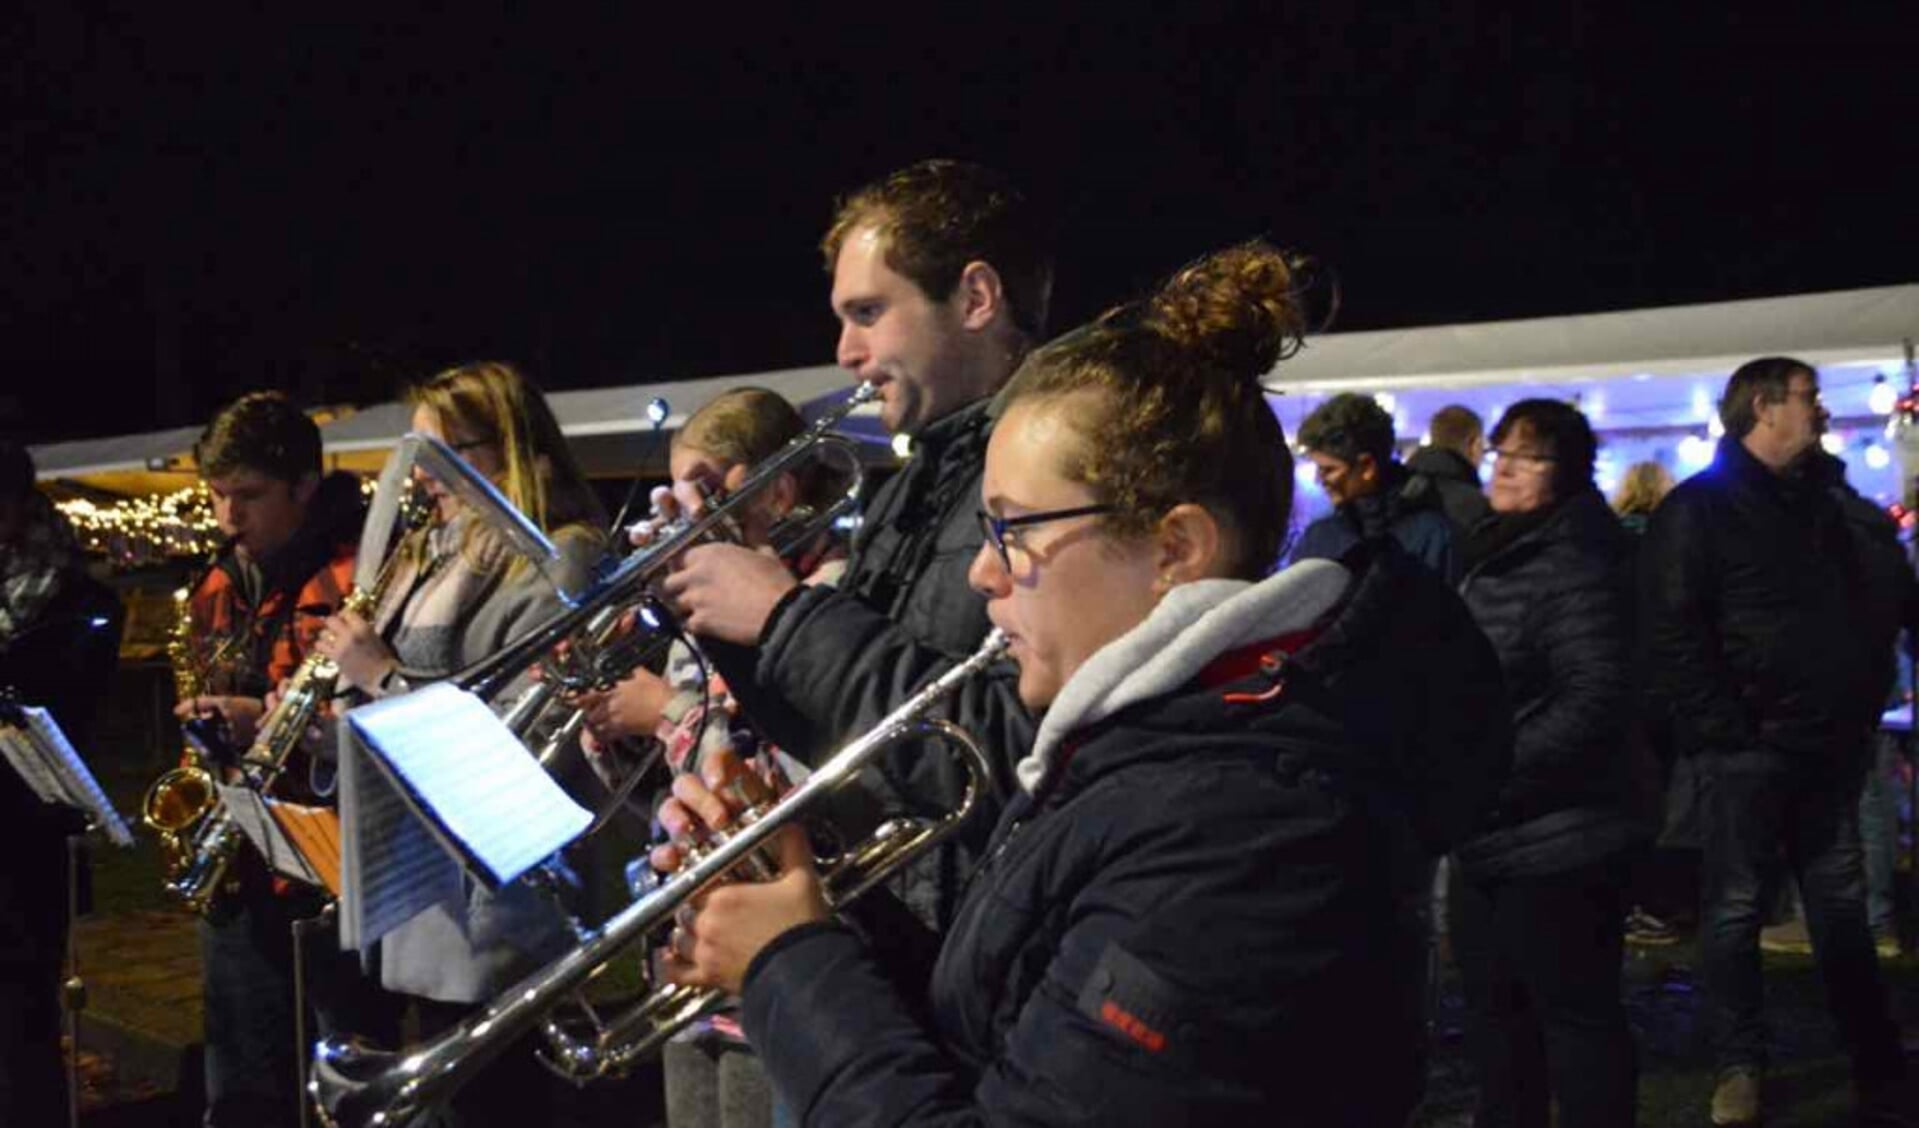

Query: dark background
6;4;1915;444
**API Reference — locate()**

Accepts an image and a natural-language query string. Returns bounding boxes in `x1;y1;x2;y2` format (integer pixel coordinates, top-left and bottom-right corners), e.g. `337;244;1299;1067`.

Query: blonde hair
407;361;605;573
673;387;834;514
1612;460;1675;516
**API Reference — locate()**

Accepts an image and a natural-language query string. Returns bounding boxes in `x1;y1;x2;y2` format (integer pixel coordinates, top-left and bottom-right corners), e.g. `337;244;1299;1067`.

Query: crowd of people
0;157;1913;1128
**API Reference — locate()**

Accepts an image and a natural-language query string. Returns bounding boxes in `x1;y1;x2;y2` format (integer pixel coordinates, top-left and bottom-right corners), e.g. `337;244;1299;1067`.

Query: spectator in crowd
1612;460;1675;536
1292;392;1457;580
1611;457;1687;946
1640;356;1912;1126
1450;400;1650;1128
1407;403;1492;534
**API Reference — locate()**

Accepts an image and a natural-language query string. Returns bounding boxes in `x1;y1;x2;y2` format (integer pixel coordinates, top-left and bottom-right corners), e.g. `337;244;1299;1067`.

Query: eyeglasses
1489;448;1557;469
976;504;1115;569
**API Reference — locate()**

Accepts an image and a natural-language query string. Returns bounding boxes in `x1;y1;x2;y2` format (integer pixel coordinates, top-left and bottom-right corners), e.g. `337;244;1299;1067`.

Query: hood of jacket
1020;559;1351;793
1026;541;1511;856
1405;446;1481;488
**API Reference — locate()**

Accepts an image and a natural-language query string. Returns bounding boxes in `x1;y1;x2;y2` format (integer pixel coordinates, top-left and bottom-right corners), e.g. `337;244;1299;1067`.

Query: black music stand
0;695;133;1128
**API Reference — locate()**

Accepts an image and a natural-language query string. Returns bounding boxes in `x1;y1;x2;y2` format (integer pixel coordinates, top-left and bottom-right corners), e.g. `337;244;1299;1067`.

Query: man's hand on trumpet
658;544;798;645
650;749;828;996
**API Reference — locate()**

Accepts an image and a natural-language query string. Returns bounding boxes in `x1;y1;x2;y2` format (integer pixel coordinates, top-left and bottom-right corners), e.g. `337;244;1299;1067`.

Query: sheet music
268;799;344;895
338;723;463;951
0;724;64;803
217;783;323;887
347;683;591;888
0;706;133;846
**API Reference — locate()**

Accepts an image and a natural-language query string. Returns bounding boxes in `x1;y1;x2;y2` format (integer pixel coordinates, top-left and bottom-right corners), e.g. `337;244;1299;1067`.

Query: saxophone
142;554;238;892
164;487;424;913
163;585;378;912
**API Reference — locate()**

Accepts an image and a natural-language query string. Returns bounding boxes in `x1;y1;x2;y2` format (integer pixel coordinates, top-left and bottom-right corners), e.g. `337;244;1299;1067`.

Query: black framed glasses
976;504;1116;568
1489;448;1557;469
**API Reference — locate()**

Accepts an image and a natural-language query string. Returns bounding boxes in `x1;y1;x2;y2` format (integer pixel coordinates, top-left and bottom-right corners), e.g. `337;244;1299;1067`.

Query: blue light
88;616;110;629
646;398;670;426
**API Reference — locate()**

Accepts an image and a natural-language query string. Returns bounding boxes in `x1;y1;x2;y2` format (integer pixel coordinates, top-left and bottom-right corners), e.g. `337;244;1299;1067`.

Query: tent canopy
33;365;880;490
34;284;1917;491
1269;284;1918;393
1263;283;1918;441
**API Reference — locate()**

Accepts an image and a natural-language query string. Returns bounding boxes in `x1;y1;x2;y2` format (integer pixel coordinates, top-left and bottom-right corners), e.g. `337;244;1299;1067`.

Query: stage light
1869;375;1898;416
1821;433;1846;455
1678;434;1714;470
1865;443;1891;470
646;398;670;426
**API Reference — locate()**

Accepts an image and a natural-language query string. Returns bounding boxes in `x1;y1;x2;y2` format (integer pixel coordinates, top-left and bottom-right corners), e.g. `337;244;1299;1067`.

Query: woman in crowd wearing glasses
650;243;1511;1125
1448;401;1652;1128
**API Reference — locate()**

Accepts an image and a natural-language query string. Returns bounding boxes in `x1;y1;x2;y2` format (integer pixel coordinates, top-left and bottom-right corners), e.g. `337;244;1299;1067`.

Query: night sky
6;5;1915;445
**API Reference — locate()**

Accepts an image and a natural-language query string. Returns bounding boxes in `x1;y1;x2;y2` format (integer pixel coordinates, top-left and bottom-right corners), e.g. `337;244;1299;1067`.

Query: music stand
336;681;591;954
0;697;133;1128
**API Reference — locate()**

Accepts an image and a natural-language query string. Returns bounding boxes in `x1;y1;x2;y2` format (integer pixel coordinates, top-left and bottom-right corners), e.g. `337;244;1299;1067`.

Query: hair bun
1138;241;1312;384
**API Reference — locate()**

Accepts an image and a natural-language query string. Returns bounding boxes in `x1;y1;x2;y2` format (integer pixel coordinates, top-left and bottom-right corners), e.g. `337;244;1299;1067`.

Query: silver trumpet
309;628;1008;1127
485;382;875;758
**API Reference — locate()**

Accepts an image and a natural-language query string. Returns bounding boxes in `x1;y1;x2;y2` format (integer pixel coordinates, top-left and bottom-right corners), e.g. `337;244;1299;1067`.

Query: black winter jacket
739;553;1511;1126
1640;439;1914;762
1292;462;1460;583
1404;446;1492;536
717;398;1033;928
1454;489;1651;879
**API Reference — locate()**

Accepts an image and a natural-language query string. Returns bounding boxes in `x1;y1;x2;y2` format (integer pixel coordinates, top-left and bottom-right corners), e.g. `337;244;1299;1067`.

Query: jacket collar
1018;559;1351;793
911;397;992;460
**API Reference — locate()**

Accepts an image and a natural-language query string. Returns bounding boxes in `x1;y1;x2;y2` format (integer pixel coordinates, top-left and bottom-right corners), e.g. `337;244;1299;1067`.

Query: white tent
32;365;879;490
1269;284;1918;395
1256;282;1919;510
1261;283;1918;441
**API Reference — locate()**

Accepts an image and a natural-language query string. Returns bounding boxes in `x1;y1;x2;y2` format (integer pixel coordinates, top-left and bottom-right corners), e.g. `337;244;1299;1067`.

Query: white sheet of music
216;782;322;887
340;682;590;948
0;706;133;846
338;722;463;952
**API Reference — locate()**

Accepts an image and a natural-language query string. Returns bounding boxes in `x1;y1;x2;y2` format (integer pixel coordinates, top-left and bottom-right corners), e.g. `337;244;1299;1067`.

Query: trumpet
309;628;1008;1127
477;382;875;748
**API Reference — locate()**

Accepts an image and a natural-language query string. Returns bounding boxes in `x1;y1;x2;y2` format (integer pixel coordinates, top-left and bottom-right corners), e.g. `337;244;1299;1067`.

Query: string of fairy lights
57;486;222;569
54;479;382;570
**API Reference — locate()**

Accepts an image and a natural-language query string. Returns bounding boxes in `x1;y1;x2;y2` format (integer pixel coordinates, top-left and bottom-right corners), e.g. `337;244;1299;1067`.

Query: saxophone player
176;392;364;1128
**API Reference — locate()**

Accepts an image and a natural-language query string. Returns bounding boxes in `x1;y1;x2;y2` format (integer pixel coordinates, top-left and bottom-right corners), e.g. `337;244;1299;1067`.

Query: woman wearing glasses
1448;400;1651;1128
650;243;1511;1124
313;360;608;1125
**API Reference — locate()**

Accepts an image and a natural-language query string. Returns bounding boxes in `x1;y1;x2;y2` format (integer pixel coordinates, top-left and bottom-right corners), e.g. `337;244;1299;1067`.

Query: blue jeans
1697;750;1904;1084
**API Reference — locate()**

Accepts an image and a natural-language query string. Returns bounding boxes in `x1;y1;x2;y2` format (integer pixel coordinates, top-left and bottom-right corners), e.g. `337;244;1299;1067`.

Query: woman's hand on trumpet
650;748;828;996
576;667;674;744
